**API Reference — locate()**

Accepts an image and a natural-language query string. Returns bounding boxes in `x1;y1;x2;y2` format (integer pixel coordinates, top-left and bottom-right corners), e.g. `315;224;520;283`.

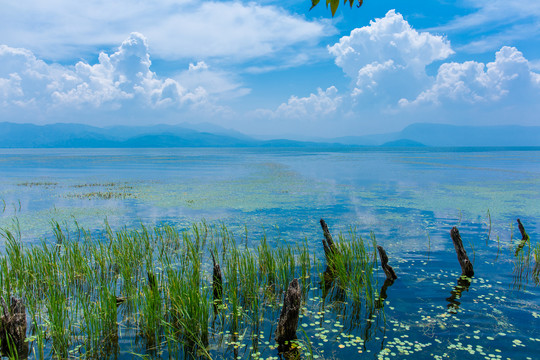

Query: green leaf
310;0;321;10
330;0;339;16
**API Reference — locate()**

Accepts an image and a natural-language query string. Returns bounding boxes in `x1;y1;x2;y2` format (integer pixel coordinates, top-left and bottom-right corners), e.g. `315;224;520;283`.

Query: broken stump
319;219;337;261
211;250;223;304
515;218;531;256
517;218;530;242
0;296;28;358
275;278;301;344
377;245;397;281
450;227;474;277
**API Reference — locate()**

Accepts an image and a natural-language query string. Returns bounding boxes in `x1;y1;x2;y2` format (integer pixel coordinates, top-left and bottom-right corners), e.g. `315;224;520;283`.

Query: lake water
0;147;539;359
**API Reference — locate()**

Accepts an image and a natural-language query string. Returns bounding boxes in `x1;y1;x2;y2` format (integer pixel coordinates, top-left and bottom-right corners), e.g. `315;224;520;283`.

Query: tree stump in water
517;218;530;241
211;250;223;303
450;227;474;277
377;245;397;281
275;278;301;345
515;218;530;256
320;219;337;261
0;296;28;358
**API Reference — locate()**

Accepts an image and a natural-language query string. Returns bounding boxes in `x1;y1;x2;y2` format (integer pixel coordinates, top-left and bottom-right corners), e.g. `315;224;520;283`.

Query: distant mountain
381;139;426;147
0;122;342;148
1;122;538;148
333;123;540;147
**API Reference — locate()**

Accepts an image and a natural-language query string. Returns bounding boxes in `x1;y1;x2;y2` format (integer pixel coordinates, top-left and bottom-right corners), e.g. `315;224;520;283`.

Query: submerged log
377;245;397;281
211;250;223;303
0;296;28;358
275;278;301;344
320;219;337;261
450;227;474;277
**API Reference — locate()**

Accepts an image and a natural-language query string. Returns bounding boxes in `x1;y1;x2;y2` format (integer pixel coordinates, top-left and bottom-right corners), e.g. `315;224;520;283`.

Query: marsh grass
64;191;136;200
511;219;536;290
0;219;381;360
533;243;540;285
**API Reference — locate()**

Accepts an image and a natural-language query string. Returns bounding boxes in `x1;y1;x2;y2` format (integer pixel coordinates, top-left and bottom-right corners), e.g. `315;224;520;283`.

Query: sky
1;0;539;138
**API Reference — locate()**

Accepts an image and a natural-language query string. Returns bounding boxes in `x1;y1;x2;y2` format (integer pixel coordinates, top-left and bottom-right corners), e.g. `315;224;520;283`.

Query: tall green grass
0;219;380;360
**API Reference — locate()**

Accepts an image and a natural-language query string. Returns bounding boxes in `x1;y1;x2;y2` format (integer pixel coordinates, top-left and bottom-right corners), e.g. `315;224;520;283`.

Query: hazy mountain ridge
0;122;343;148
0;122;538;148
333;123;540;147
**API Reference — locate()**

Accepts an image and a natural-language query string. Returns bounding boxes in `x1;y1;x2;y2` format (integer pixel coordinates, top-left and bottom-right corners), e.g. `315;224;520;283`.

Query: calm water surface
0;147;539;359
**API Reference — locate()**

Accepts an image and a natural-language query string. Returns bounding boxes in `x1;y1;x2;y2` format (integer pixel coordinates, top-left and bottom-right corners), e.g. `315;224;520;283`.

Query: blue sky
1;0;539;138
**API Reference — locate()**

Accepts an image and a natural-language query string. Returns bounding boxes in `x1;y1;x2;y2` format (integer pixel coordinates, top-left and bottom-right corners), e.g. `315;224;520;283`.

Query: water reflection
446;276;472;313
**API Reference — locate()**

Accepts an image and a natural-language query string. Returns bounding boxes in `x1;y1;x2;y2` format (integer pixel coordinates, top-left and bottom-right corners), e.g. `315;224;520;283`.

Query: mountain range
0;122;538;148
333;123;540;147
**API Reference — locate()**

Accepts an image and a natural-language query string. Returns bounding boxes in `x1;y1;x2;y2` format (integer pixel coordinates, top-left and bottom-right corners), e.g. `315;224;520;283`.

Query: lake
0;147;539;359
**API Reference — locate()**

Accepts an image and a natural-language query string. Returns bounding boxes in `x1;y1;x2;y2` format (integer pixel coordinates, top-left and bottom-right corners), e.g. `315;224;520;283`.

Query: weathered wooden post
450;227;474;277
517;218;530;241
320;219;337;260
275;278;301;345
211;250;223;304
377;245;397;281
0;296;28;358
515;218;531;256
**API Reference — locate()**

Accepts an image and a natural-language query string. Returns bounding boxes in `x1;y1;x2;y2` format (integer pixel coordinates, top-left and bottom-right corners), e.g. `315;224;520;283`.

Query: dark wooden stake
320;219;337;260
517;218;530;241
211;250;223;303
450;227;474;277
0;296;28;358
377;245;397;281
515;219;531;256
275;278;301;344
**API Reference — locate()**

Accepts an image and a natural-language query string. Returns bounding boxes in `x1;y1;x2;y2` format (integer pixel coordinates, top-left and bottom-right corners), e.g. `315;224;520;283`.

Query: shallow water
0;147;539;359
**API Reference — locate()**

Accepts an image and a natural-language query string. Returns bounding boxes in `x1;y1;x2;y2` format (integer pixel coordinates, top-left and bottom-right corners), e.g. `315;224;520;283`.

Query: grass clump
0;219;380;360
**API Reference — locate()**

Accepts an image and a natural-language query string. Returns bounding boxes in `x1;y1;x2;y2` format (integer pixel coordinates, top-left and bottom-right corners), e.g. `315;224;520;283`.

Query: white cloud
529;59;540;72
263;86;343;120
431;0;540;53
434;0;540;32
0;0;333;64
176;61;251;99
0;33;220;118
328;10;453;103
401;46;540;106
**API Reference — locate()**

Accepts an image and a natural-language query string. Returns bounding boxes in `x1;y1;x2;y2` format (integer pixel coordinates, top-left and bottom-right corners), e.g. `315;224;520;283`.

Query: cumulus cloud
401;46;540;106
260;86;342;120
176;61;251;100
0;33;218;119
328;10;453;104
0;0;333;64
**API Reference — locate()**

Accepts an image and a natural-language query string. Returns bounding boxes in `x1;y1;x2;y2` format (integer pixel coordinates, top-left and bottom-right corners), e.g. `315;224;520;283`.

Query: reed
486;209;492;242
0;219;381;360
533;243;540;285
